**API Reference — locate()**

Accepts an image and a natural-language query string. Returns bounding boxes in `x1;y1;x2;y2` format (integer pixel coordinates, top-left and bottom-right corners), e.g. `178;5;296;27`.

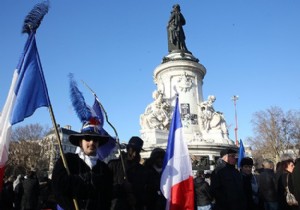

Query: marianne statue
167;4;188;53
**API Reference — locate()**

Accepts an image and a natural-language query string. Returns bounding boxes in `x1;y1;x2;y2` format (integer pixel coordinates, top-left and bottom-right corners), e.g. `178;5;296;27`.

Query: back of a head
150;147;165;159
240;157;254;167
262;159;274;169
196;169;205;177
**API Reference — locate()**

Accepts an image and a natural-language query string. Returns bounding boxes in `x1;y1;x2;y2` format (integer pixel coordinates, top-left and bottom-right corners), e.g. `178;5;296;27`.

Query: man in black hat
108;136;149;210
144;147;166;210
210;148;246;210
51;123;113;210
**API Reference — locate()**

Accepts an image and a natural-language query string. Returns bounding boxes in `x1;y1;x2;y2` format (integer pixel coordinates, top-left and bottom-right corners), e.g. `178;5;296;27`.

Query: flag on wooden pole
160;96;194;210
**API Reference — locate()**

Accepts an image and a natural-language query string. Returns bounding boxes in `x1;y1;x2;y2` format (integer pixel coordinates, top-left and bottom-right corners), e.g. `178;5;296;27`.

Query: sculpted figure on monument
167;4;188;53
140;90;171;130
200;95;229;138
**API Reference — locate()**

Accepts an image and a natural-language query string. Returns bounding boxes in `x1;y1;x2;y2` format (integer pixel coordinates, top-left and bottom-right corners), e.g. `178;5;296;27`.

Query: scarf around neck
76;147;98;169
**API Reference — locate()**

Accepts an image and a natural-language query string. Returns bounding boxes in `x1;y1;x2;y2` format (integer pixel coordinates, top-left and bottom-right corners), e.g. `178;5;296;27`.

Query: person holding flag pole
51;75;113;210
0;2;82;209
81;80;126;176
160;95;195;210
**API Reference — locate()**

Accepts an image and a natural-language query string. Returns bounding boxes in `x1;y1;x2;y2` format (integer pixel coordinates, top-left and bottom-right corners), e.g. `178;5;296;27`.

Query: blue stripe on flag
11;33;50;125
92;98;104;127
162;97;181;172
92;98;116;160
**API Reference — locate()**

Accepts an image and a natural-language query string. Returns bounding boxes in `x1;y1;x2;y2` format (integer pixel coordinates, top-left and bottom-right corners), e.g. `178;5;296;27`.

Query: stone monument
140;4;236;170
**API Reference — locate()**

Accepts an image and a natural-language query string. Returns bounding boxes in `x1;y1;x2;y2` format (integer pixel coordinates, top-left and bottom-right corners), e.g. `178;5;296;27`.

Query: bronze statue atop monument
167;4;188;53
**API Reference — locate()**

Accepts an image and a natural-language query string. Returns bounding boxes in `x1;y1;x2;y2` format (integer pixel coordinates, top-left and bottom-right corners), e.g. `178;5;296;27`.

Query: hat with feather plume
68;74;109;146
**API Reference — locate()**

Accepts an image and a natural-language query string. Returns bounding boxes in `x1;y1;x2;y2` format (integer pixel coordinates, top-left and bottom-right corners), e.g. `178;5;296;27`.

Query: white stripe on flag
160;97;194;210
0;71;18;166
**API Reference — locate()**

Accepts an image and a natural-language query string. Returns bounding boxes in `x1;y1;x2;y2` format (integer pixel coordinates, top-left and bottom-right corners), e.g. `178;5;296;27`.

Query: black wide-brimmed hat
126;136;144;152
69;122;110;146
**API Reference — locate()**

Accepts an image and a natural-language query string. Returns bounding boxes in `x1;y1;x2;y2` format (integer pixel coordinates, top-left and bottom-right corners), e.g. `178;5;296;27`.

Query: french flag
160;97;194;210
92;98;116;160
0;33;50;189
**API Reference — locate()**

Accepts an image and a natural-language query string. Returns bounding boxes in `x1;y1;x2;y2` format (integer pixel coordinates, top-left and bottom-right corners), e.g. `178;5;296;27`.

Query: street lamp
231;95;239;146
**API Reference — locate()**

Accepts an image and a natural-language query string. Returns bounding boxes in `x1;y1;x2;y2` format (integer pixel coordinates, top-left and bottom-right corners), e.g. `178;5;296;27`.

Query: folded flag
92;98;116;160
237;139;245;168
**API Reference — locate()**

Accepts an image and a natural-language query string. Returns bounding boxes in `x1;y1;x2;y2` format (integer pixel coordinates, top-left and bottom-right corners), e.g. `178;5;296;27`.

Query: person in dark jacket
210;148;246;210
240;157;259;210
277;156;297;210
52;122;113;210
1;176;14;210
292;158;300;210
108;136;149;210
13;174;24;210
21;170;39;210
144;147;166;210
258;159;278;210
194;169;212;210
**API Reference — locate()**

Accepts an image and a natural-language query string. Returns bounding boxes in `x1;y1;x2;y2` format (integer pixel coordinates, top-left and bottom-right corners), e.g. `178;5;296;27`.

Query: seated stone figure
140;90;170;130
199;95;229;139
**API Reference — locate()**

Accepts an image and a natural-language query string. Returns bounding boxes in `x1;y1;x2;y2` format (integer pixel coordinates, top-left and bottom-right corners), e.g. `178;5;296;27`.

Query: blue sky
1;1;300;144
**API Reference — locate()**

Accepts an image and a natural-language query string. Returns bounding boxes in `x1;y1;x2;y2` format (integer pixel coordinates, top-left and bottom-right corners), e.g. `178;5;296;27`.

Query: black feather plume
69;73;92;123
22;1;49;34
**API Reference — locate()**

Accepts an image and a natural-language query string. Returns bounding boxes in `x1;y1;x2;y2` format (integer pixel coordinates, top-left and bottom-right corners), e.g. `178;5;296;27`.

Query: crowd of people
195;148;300;210
0;122;168;210
0;170;55;210
1;123;300;210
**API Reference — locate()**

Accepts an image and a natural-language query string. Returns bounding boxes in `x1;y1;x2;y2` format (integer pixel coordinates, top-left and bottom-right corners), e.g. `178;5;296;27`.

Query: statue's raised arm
167;4;188;53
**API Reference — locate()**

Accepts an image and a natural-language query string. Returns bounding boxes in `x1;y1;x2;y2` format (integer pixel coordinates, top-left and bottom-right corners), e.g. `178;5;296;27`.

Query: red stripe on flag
0;166;5;192
170;176;194;210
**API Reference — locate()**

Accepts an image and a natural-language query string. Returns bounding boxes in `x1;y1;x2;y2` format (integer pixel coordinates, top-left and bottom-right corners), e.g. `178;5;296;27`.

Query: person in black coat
194;169;213;210
13;174;24;210
240;157;259;210
258;159;278;210
1;176;14;210
144;147;166;210
277;157;298;210
21;171;39;210
292;158;300;210
210;148;246;210
108;136;149;210
52;122;113;210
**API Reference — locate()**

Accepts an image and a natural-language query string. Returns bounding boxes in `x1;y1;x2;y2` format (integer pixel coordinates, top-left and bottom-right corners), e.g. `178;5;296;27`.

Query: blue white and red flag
92;98;116;160
160;97;194;210
0;33;50;187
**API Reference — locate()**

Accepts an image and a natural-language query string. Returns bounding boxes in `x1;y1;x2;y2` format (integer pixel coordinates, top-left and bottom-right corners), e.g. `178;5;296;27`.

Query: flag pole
81;80;127;180
47;104;80;210
15;1;79;210
47;105;79;210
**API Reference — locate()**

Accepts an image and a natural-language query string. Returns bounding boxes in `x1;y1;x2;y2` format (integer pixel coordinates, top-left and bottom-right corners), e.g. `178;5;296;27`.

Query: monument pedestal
140;51;236;167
